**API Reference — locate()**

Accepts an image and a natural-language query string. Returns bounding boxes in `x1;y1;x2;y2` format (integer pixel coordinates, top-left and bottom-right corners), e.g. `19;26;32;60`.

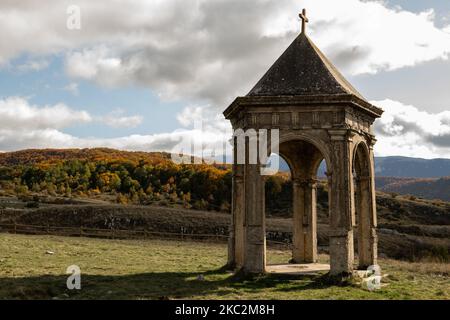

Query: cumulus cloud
100;109;143;128
0;96;231;158
1;1;450;158
0;119;229;156
63;82;79;95
0;97;146;151
0;97;91;130
0;127;181;152
15;59;49;73
0;0;449;108
373;99;450;158
1;96;449;159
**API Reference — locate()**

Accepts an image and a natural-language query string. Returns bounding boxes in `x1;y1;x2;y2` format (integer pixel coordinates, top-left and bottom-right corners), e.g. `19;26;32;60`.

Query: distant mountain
279;156;450;178
374;157;450;178
278;156;450;201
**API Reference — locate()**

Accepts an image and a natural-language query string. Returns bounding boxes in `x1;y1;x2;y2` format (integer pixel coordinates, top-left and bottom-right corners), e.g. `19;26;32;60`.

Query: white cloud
100;109;143;128
0;0;449;108
373;99;450;158
0;121;229;156
63;82;79;95
0;97;91;130
15;59;49;73
0;96;230;157
1;96;449;159
1;1;450;159
0;97;147;150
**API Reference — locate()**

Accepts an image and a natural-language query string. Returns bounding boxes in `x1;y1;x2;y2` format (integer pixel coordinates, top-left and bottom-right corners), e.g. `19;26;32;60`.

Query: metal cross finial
299;8;309;34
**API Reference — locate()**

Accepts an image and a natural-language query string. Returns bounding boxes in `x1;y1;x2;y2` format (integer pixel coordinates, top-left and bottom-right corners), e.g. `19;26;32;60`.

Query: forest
0;148;292;213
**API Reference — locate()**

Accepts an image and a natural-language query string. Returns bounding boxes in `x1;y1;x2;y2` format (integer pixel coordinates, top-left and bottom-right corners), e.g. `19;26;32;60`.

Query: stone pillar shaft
360;147;378;267
356;176;373;268
292;178;318;263
328;130;355;275
243;163;266;273
354;142;378;269
228;136;246;268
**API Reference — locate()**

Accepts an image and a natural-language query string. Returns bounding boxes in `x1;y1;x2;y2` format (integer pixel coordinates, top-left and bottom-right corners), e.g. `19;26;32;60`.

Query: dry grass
383;258;450;276
0;233;449;300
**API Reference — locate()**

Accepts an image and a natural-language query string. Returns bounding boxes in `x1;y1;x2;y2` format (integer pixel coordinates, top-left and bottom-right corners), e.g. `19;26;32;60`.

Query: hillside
0;148;448;264
0;148;232;213
279;156;450;178
375;157;450;178
0;148;173;167
376;176;450;202
1;194;449;262
1;148;450;205
278;155;450;201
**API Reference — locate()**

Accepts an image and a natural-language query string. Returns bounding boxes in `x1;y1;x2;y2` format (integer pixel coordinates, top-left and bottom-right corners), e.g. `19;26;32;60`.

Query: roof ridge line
304;34;365;100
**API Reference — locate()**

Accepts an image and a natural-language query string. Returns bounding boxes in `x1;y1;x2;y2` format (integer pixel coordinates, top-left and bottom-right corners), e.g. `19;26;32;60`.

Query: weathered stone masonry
223;11;383;275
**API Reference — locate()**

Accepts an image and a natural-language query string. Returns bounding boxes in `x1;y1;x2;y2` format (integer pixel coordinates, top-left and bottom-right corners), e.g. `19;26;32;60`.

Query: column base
329;230;354;276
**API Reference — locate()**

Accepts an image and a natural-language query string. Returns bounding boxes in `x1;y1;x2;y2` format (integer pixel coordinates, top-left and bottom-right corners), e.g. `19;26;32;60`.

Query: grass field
0;233;448;300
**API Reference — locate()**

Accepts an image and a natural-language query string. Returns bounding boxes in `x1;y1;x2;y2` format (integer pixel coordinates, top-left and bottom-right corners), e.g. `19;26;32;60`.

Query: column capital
368;137;377;149
328;129;348;141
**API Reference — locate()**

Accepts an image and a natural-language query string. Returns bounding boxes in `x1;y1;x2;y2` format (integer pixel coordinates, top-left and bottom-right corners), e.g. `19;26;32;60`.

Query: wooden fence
0;222;292;248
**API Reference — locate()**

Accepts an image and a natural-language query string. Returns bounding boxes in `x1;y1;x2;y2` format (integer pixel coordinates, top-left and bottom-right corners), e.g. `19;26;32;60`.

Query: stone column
328;130;355;275
233;165;246;267
228;137;246;268
292;178;318;263
359;141;378;268
356;175;375;268
228;168;245;268
243;163;266;273
243;135;266;273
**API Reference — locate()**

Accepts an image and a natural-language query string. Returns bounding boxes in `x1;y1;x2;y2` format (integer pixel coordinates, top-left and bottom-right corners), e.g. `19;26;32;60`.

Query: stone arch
278;132;332;174
352;139;371;177
264;133;331;264
352;138;377;269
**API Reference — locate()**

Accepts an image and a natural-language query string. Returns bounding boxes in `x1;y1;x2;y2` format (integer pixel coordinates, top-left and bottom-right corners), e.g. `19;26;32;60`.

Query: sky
0;0;450;159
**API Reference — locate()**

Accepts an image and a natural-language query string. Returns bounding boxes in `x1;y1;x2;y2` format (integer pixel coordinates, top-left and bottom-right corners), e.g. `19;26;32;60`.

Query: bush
116;193;128;205
193;199;208;210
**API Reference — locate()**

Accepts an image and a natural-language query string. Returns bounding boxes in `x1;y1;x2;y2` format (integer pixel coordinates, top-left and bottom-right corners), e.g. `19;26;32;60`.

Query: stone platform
266;263;330;275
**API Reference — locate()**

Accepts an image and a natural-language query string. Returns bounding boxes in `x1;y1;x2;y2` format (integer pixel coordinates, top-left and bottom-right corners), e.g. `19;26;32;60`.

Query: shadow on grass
0;267;338;300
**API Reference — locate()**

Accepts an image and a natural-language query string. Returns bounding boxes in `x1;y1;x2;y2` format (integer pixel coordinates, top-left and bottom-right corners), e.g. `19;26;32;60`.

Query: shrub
116;193;128;205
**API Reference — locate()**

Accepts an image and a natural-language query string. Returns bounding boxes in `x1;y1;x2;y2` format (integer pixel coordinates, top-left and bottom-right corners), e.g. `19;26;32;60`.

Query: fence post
79;215;82;237
14;219;17;234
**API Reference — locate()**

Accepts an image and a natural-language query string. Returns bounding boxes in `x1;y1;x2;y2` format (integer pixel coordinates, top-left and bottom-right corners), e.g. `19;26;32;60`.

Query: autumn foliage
0;148;232;211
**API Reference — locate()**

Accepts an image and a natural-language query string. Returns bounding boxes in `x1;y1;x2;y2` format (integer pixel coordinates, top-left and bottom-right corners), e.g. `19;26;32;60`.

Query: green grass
0;233;448;300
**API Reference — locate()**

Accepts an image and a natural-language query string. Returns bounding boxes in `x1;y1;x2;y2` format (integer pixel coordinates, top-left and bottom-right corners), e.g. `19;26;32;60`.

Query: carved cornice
223;94;383;120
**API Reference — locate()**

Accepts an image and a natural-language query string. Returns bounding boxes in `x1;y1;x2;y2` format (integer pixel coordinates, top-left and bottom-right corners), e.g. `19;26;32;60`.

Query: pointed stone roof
224;31;384;119
248;33;365;100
